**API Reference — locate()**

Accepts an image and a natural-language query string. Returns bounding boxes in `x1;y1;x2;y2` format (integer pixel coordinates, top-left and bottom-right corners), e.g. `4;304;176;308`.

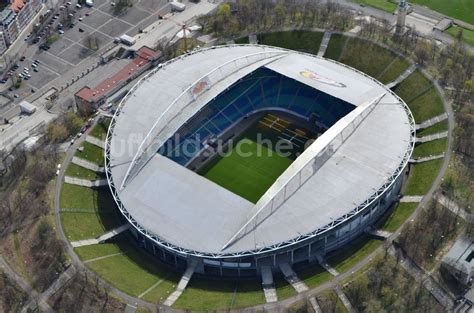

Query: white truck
119;34;136;46
170;1;186;12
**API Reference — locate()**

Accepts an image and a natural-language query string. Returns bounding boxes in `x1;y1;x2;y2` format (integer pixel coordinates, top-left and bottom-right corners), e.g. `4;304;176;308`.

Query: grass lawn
327;236;382;273
61;211;121;241
64;163;99;180
173;277;265;310
446;25;474;47
86;239;179;301
274;275;297;300
296;264;332;288
232;279;265;308
234;37;249;44
417;120;448;137
173;278;235;310
352;0;397;12
60;184;115;209
403;158;444;195
74;242;123;261
202;138;292;203
60;184;121;240
338;37;400;78
324;34;346;60
381;202;418;232
89;119;111;141
406;87;445;123
393;69;432;103
316;289;348;313
410;0;474;24
412;138;448;159
75;142;105;166
377;57;410;84
258;31;324;54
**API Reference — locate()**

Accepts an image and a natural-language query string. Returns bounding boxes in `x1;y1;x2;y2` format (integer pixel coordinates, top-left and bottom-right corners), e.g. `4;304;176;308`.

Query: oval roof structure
106;45;415;257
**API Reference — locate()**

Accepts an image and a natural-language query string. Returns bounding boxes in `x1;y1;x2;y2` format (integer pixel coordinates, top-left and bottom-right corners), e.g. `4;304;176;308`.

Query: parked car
78;28;84;32
20;56;26;61
59;29;65;34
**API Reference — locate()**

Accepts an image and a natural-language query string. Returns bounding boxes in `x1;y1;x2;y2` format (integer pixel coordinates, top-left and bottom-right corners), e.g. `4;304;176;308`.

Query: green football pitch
201;138;293;203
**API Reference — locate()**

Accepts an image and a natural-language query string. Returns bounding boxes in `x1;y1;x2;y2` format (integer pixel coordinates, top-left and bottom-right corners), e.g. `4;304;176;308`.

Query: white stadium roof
107;45;414;256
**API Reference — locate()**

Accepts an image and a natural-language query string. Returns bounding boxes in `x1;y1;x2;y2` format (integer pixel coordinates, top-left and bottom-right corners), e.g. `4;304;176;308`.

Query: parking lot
8;0;171;100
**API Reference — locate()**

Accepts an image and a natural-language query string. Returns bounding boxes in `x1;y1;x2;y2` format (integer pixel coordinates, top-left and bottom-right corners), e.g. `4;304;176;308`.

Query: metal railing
221;92;387;251
119;49;289;190
104;44;416;259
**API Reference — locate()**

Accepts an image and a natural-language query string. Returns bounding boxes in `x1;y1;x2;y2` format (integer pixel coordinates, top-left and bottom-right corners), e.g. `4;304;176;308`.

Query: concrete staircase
261;266;278;303
163;260;198;306
400;195;424;203
279;263;309;293
367;228;393;239
316;254;339;276
64;176;108;188
386;64;417;89
309;296;323;313
335;286;356;312
415;113;448;130
318;32;331;57
71;224;130;248
72;156;105;173
85;135;105;149
409;153;445;164
415;131;448;143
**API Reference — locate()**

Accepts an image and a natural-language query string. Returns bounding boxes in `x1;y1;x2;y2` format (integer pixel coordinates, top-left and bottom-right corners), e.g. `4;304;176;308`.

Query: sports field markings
203;138;292;203
138;274;170;299
84;252;123;264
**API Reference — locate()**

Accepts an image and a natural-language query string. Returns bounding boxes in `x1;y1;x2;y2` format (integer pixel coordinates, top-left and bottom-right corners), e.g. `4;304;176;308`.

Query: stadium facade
105;45;415;277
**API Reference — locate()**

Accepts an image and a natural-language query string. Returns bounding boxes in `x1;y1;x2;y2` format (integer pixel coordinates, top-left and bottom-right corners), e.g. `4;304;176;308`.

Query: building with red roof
75;46;161;115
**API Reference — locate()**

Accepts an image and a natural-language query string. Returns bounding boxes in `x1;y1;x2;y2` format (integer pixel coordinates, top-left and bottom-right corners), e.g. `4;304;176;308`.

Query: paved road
0;0;221;155
11;2;458;312
53;115;157;311
21;266;77;313
338;0;473;52
0;255;52;312
221;46;457;313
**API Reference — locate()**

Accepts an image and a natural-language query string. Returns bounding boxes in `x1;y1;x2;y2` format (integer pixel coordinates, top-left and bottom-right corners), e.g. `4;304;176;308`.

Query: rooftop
75;46;161;103
10;0;26;13
108;45;414;256
444;236;474;270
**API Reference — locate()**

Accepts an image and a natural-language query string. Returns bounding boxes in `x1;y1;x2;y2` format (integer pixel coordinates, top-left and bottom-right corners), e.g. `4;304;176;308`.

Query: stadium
105;45;416;277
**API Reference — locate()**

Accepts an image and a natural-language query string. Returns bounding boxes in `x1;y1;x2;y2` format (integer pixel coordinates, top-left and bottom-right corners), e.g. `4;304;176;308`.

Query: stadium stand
159;68;354;165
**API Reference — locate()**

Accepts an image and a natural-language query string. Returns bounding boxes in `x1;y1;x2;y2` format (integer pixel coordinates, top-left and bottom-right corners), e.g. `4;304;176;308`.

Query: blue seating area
158;67;355;165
